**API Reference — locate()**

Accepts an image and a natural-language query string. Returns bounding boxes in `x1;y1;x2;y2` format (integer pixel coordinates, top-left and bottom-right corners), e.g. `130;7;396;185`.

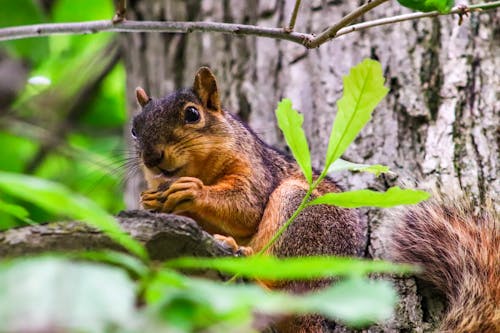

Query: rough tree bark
122;1;499;331
0;211;232;260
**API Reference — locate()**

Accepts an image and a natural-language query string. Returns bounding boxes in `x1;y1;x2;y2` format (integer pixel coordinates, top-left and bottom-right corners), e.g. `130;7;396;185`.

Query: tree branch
0;20;312;46
0;210;233;260
334;3;492;38
286;0;302;32
305;0;389;48
0;2;497;48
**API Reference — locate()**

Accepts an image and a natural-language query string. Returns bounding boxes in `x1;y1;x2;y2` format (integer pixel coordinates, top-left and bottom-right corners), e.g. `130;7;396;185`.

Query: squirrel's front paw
141;177;204;213
213;234;254;256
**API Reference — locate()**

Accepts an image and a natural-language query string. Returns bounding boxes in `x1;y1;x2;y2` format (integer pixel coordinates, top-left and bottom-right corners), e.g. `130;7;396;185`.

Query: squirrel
131;67;498;332
132;67;364;332
385;193;499;333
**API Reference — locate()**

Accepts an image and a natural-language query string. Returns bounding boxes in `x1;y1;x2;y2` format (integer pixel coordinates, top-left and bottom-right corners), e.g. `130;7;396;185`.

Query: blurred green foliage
0;0;126;230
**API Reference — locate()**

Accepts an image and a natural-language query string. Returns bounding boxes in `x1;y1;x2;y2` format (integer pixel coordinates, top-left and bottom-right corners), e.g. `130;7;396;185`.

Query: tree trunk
122;1;499;331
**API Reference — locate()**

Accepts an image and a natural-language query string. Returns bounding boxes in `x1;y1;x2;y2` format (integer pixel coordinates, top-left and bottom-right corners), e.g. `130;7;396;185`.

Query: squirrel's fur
386;193;499;333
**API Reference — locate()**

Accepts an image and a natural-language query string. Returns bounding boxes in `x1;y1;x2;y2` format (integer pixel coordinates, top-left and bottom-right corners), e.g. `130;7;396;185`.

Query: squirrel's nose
143;149;164;168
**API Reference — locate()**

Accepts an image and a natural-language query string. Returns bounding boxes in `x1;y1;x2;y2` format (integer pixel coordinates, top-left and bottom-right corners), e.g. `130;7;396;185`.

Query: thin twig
0;1;498;48
112;0;127;23
306;0;389;48
286;0;302;32
334;3;491;38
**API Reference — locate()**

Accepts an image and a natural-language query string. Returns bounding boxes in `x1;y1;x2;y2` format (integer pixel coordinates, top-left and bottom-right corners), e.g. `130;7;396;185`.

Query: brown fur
386;193;499;333
133;67;365;332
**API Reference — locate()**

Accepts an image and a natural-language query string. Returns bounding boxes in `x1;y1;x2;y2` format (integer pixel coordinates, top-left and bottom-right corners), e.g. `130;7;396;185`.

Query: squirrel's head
132;67;230;188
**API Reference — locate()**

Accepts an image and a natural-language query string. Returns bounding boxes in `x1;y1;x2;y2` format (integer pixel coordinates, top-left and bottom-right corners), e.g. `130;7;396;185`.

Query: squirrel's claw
214;234;254;256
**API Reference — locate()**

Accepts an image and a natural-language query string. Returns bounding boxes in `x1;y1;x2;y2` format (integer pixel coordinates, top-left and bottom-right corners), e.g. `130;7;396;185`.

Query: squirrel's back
387;193;499;333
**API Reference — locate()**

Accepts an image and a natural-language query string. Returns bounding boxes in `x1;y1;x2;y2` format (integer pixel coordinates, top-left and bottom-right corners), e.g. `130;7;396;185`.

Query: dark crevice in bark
137;34;151;92
467;57;480;112
397;105;428;178
362;212;373;259
238;89;252;122
470;133;486;203
173;35;188;88
452;99;466;190
465;56;487;203
416;279;446;332
420;19;443;122
370;46;381;62
173;2;200;88
311;0;343;11
389;76;401;97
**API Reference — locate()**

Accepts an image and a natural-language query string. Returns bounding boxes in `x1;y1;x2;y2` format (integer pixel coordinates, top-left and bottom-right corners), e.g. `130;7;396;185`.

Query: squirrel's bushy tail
387;193;499;333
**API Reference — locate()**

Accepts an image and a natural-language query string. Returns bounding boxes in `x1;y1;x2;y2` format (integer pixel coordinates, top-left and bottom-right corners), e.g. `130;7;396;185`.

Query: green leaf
70;250;149;279
397;0;454;13
329;158;391;176
0;0;49;65
0;172;147;260
147;269;398;328
0;132;38;173
325;59;388;169
275;99;313;184
81;63;127;127
52;0;114;22
309;278;398;327
0;199;31;222
165;256;417;279
0;257;137;332
146;270;254;331
309;186;430;208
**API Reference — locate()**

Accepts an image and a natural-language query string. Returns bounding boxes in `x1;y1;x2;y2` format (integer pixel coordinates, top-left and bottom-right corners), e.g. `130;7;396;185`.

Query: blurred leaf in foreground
147;269;398;329
0;257;137;333
165;255;417;280
0;172;147;260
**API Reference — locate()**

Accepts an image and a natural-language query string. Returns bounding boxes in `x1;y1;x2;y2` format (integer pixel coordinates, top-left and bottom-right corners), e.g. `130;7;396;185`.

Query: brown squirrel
132;67;499;332
386;193;499;333
132;67;364;331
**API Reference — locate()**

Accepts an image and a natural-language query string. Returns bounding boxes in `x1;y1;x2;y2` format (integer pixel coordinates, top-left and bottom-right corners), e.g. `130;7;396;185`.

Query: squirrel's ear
135;87;151;108
193;67;221;111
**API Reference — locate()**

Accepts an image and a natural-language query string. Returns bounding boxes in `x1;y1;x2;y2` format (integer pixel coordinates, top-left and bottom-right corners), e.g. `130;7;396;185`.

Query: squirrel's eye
184;106;200;124
131;127;137;139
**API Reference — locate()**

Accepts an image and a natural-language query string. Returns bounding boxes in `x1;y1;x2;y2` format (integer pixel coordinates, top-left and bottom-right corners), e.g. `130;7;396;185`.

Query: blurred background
0;0;126;229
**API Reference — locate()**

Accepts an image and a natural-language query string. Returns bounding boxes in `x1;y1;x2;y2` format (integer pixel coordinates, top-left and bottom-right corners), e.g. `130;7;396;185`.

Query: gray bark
0;210;232;260
122;0;499;331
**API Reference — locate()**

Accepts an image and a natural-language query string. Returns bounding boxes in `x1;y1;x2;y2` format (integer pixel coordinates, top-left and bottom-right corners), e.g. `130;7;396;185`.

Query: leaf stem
257;168;328;255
